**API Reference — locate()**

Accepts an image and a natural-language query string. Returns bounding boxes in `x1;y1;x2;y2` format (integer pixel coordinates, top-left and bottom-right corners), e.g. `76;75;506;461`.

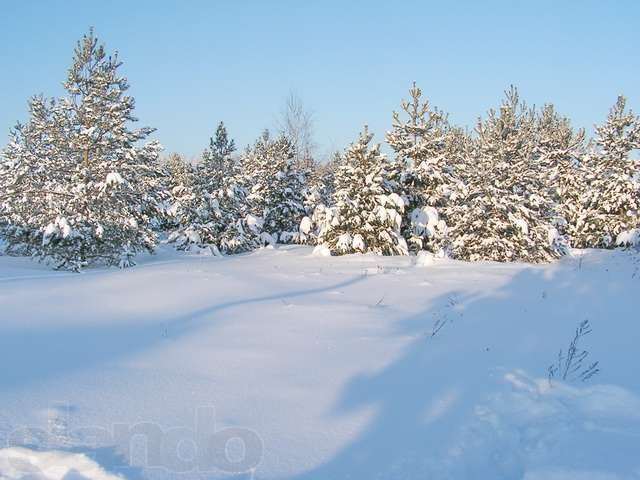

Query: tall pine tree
571;96;640;248
447;87;562;262
317;127;408;255
243;130;307;244
386;83;462;253
535;103;585;253
0;30;162;270
168;123;258;253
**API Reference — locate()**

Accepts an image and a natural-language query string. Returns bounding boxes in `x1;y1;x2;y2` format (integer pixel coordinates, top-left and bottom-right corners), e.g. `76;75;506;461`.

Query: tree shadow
0;273;367;392
293;251;640;479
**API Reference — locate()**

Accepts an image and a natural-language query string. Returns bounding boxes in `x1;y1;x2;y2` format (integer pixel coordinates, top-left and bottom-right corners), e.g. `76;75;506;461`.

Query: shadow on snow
0;274;367;391
293;251;640;479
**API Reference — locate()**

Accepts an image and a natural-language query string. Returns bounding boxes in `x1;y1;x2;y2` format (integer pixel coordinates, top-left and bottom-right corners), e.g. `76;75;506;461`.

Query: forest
1;30;638;271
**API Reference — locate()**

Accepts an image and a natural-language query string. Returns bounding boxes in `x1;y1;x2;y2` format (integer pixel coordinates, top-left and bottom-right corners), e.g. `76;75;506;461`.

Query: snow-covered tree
321;151;343;205
168;123;259;254
300;153;338;214
301;162;324;218
535;104;585;252
297;152;343;245
161;152;198;230
447;86;562;262
199;121;236;191
243;130;307;244
571;96;640;248
386;83;463;253
0;30;162;270
210;121;236;157
316;127;408;255
165;153;196;191
0;96;54;241
0;152;8;235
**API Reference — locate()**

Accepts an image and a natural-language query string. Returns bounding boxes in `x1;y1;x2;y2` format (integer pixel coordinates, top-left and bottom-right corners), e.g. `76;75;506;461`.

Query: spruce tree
1;96;54;246
243;130;307;244
297;152;343;245
168;123;258;254
317;127;408;255
386;83;462;253
535;104;585;253
321;151;343;206
572;96;640;248
199;121;236;191
163;152;199;233
447;87;560;262
301;162;324;221
0;30;162;270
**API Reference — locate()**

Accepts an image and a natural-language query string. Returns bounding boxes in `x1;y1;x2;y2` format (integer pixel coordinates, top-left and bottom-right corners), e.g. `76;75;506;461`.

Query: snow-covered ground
0;245;639;479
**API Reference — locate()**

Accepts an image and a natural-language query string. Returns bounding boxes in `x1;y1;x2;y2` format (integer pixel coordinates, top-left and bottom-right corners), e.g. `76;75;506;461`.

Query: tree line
1;30;638;271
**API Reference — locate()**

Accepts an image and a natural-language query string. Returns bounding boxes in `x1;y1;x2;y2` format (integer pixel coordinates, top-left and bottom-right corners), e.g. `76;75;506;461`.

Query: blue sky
1;0;638;160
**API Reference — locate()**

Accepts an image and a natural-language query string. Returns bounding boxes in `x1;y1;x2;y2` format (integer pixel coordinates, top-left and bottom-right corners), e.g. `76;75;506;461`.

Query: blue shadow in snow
0;274;367;392
292;253;640;479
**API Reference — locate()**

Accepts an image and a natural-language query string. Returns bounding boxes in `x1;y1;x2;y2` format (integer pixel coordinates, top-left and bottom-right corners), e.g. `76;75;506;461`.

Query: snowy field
1;245;639;480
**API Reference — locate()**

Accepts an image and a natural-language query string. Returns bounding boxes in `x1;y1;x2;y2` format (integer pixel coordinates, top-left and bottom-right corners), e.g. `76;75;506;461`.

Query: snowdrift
0;245;638;479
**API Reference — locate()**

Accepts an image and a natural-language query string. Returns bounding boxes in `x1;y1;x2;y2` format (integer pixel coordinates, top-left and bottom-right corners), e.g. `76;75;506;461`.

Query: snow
0;246;638;479
386;192;404;210
299;216;312;235
616;228;640;247
105;172;125;186
80;126;98;137
411;206;440;238
245;214;263;234
184;228;201;245
0;447;123;480
336;232;351;251
512;214;530;235
42;217;73;245
415;250;437;267
311;244;331;257
351;233;365;252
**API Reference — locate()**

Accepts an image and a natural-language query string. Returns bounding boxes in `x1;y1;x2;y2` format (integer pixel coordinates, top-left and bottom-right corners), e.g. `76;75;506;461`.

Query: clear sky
1;0;638;160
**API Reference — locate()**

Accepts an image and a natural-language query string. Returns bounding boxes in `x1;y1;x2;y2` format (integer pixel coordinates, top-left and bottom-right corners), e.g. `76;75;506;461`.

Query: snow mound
411;206;444;238
299;216;313;235
616;228;640;247
415;250;437;267
0;448;123;480
447;370;640;479
105;172;125;186
312;244;331;257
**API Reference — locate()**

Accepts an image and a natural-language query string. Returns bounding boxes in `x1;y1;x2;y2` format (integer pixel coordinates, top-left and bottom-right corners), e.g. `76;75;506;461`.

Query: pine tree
0;30;162;270
301;160;323;218
317;127;408;255
0;151;8;235
297;152;343;245
1;96;54;244
571;96;640;248
447;86;561;262
321;151;343;206
165;153;196;194
385;83;462;253
162;152;198;232
243;130;307;244
210;121;236;157
199;121;236;191
535;104;585;253
168;123;258;254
